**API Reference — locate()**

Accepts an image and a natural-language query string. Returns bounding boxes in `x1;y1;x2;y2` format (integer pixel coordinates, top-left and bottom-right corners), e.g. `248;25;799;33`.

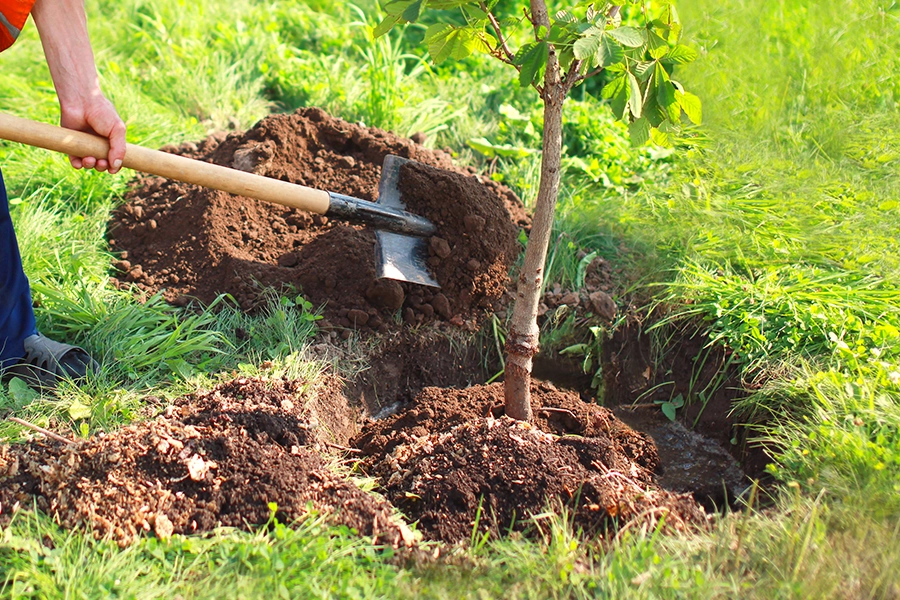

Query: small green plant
654;392;683;421
560;324;606;392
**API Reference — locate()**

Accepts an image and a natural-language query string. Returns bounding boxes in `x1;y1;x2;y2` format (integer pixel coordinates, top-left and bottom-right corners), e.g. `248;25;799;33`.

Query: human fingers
106;118;126;174
83;103;126;174
60;100;126;173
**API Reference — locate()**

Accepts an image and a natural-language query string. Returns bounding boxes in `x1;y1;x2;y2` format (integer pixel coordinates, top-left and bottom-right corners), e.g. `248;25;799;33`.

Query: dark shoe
4;334;99;390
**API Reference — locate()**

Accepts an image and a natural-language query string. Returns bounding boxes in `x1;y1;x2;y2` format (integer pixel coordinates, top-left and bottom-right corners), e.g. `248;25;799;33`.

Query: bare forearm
31;0;101;109
29;0;125;173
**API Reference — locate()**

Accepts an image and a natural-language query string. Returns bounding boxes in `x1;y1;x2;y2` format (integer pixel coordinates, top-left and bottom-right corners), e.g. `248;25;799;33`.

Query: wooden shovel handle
0;112;331;214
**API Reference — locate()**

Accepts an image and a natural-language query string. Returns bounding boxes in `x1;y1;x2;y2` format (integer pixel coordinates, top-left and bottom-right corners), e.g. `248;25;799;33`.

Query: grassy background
1;0;899;597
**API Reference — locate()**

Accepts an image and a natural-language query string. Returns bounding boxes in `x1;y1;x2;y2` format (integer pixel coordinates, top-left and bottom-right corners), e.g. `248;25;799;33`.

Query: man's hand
31;0;126;174
60;96;126;173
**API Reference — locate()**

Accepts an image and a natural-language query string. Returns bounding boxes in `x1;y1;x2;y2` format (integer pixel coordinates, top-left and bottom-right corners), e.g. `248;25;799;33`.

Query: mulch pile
107;107;527;333
0;378;412;547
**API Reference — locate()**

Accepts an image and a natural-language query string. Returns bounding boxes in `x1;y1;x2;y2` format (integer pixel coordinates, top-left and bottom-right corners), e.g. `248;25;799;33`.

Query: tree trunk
504;27;566;421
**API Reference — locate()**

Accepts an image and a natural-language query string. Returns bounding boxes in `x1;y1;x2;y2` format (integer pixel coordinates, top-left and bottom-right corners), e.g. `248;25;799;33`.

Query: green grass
1;0;899;596
3;496;898;599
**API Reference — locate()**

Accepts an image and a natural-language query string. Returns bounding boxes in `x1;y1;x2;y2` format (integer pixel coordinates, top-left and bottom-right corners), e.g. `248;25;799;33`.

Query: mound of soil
355;382;707;543
0;378;412;547
0;375;710;547
108;107;527;332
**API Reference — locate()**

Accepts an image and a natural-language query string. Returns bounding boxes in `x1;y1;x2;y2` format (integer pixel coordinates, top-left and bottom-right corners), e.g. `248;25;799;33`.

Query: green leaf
472;31;494;54
608;26;645;48
516;41;549;87
643;88;667;126
661;402;676;421
665;44;699;64
561;343;589;356
676;90;702;124
647;30;670;59
596;35;625;68
382;0;416;17
554;10;577;24
549;23;572;44
628;117;651;147
602;74;629;119
573;31;602;61
627;72;643;118
576;251;598;289
656;64;680;122
425;23;481;63
373;14;401;38
650;126;676;147
8;377;38;406
632;60;654;81
657;3;682;42
462;4;488;21
401;0;423;22
68;399;92;421
428;0;475;8
558;45;576;72
879;200;899;211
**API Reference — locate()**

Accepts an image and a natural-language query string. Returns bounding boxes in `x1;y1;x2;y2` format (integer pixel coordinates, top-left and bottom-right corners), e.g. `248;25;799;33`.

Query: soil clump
108;107;527;333
0;378;412;547
354;381;707;544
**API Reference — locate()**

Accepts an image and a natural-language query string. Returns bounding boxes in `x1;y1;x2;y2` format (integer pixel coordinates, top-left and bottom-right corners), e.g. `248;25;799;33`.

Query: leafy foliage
373;0;702;146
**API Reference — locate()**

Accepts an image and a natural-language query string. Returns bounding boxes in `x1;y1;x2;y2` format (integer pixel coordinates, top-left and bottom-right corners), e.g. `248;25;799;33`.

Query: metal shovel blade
370;154;439;288
375;230;439;288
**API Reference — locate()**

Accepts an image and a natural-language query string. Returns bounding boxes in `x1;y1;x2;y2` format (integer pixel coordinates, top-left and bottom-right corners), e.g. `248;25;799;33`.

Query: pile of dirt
0;378;412;547
354;382;707;543
107;107;527;333
0;376;709;547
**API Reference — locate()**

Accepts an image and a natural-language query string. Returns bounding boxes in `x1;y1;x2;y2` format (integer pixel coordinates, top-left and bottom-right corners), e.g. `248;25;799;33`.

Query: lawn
1;0;898;598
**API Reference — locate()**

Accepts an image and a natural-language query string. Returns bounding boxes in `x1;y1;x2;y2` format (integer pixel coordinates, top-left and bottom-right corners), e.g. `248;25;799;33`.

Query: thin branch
537;407;579;419
576;65;606;85
322;440;362;454
9;417;75;445
563;58;584;91
481;2;515;63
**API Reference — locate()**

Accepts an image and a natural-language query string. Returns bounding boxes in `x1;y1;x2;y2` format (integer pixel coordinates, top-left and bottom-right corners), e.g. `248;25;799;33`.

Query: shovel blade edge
375;230;440;288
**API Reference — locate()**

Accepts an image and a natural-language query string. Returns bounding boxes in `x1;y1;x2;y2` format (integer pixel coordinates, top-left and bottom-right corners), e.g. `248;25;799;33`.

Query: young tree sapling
375;0;701;420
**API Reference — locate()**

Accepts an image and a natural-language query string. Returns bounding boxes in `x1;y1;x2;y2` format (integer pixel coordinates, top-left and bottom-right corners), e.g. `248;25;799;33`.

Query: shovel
0;112;440;288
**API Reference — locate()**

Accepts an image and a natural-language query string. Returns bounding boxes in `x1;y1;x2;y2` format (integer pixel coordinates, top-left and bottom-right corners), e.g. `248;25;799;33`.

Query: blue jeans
0;169;37;369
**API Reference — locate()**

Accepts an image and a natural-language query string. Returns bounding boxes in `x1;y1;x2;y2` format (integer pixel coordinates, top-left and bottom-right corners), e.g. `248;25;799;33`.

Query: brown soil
0;375;710;547
354;381;706;544
0;107;751;548
601;321;771;481
0;377;413;547
107;107;527;333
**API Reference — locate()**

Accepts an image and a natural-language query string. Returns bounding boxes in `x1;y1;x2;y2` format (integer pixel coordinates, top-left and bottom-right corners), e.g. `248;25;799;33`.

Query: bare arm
30;0;125;173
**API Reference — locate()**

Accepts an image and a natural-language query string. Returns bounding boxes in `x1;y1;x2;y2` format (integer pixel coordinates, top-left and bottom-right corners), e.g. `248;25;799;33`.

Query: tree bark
504;6;566;420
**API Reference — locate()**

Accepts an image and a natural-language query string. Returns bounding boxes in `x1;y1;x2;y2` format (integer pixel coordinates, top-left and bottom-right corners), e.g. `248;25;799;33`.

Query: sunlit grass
0;0;898;596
